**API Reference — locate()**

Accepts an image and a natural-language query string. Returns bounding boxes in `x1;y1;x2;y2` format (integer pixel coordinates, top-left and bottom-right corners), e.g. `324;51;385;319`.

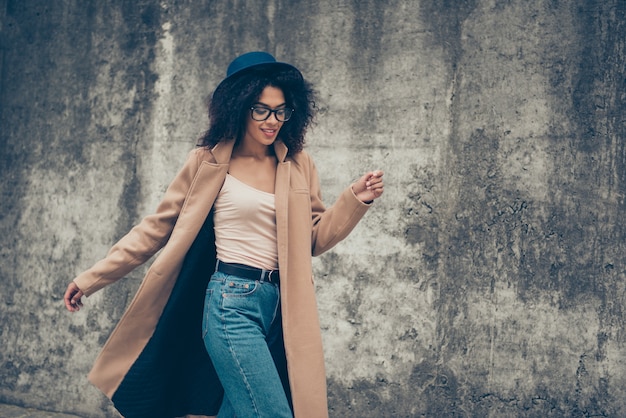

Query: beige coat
74;139;370;417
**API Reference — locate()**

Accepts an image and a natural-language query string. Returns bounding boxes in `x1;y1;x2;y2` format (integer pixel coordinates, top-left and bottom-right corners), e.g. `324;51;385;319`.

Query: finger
64;298;74;311
64;288;76;311
64;284;84;312
72;291;84;306
366;179;383;190
368;176;383;185
66;299;80;312
63;284;74;299
366;171;383;183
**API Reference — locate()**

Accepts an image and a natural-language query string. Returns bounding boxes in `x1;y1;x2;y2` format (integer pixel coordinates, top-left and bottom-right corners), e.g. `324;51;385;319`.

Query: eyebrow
254;102;287;108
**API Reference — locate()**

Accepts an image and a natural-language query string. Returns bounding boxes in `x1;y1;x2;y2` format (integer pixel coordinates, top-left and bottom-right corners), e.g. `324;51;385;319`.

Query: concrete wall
1;1;625;416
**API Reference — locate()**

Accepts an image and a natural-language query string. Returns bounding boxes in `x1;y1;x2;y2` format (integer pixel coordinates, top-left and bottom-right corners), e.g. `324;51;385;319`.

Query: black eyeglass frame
249;106;294;122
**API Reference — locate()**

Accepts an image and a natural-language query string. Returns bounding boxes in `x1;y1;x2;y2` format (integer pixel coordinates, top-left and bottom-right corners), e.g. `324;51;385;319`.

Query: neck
234;142;274;159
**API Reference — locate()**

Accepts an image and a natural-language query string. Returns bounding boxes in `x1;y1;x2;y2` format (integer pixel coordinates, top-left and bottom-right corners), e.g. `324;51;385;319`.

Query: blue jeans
202;271;293;418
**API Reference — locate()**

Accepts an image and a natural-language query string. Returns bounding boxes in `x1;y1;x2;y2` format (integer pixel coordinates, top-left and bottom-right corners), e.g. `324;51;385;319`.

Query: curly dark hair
197;64;316;154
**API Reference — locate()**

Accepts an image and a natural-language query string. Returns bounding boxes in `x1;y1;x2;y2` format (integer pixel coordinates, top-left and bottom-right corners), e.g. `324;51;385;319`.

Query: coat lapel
274;141;290;278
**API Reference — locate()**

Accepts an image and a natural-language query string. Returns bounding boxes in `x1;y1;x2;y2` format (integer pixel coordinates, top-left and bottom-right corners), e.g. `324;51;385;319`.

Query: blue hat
218;51;302;86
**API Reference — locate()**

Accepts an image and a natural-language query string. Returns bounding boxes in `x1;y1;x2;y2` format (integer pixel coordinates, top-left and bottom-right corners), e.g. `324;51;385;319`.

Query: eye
253;107;270;117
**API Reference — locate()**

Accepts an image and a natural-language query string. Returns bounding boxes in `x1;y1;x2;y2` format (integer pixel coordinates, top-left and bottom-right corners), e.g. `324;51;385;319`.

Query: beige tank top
213;174;278;270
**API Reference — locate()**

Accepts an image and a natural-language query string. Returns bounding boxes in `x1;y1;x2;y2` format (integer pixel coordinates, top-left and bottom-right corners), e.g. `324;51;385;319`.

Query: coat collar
209;139;289;164
273;140;289;162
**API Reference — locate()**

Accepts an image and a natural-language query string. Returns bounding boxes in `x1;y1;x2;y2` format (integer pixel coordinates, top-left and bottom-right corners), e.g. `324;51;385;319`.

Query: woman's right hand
64;282;84;312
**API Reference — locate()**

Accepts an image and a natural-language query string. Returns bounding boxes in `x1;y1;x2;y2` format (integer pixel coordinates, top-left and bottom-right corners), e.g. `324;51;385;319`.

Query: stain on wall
1;0;625;417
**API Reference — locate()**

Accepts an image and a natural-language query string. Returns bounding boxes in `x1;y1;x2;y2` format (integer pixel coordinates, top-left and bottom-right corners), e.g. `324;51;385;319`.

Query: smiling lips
261;128;278;138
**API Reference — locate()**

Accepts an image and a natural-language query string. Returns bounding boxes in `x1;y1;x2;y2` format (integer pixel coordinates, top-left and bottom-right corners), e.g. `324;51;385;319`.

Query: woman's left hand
352;170;384;203
64;281;84;312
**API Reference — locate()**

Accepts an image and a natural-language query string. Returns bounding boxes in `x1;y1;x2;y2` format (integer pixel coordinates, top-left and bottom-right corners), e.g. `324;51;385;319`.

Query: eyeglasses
250;106;294;122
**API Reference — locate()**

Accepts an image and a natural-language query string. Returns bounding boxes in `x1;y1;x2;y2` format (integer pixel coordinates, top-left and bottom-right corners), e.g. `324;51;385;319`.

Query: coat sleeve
307;153;372;256
73;150;204;297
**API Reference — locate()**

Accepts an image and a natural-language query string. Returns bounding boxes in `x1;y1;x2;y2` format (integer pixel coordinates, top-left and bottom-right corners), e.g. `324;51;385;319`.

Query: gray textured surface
1;1;625;417
0;403;81;418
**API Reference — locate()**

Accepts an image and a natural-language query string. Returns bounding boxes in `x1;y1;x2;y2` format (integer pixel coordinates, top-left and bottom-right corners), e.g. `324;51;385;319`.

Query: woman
64;51;384;418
